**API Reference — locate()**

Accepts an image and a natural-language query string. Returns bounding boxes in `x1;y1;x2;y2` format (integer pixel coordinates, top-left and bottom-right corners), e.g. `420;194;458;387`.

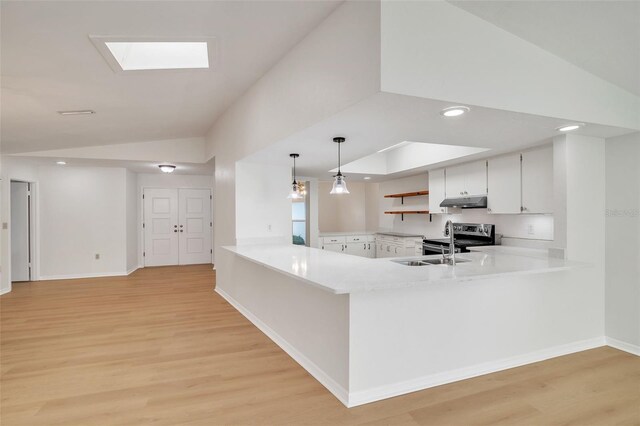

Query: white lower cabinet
375;234;423;258
321;235;375;258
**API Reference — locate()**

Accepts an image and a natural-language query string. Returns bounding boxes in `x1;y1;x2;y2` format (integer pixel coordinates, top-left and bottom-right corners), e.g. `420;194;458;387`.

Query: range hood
440;196;487;209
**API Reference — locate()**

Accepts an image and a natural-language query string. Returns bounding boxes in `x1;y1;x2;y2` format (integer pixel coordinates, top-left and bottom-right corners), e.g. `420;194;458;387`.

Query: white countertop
224;244;585;295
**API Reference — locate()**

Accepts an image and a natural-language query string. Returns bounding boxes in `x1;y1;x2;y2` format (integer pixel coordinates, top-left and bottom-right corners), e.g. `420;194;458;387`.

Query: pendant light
287;153;304;199
330;137;350;195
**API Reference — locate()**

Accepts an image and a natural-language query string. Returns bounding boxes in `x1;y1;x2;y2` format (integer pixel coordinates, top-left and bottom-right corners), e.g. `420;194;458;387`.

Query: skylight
104;42;209;71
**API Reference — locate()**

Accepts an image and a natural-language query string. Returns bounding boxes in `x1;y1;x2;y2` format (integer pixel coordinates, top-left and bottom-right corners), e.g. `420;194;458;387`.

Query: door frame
141;186;213;267
9;179;40;283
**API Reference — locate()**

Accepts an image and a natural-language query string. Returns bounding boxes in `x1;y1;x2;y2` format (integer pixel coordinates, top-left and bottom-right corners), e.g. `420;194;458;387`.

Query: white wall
605;132;640;350
125;170;138;273
37;166;127;279
380;1;639;131
318;181;369;233
235;161;291;245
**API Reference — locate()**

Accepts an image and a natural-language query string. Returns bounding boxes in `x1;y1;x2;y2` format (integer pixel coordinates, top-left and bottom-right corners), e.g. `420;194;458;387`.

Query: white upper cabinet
522;145;553;214
445;164;466;197
446;161;487;197
487;154;521;214
465;160;488;196
428;168;447;213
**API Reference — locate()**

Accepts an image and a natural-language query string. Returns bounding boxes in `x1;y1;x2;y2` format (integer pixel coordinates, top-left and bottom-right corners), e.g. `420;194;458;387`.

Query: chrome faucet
443;220;456;265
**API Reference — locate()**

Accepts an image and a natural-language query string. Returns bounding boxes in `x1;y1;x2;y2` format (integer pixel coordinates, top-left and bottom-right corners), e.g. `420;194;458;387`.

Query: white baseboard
126;266;143;275
39;271;129;281
0;287;11;296
606;337;640;356
215;287;349;406
348;336;606;407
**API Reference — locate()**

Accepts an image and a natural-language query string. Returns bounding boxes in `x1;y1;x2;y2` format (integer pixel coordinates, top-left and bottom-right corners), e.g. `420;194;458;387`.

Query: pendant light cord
337;141;341;175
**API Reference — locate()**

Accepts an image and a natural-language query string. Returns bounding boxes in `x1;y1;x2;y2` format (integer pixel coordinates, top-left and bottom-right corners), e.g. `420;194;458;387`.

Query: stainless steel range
422;223;495;255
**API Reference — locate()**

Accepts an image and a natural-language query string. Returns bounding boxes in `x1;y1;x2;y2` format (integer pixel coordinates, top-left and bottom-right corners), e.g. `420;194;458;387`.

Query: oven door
423;242;461;256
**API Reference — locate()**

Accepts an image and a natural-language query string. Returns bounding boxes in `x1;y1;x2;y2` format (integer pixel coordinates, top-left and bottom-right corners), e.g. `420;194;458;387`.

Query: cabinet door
487;154;521;214
323;243;344;253
446;164;466;197
429;168;448;213
522;146;553;214
346;242;368;257
464;160;488;196
368;241;376;258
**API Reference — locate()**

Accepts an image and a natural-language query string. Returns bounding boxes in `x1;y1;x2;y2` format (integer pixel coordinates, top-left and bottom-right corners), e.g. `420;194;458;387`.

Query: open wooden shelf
384;190;429;199
384;210;429;215
384;210;429;221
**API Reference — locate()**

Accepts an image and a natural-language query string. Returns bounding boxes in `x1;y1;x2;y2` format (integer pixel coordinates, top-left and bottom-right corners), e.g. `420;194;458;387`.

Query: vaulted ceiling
0;0;341;154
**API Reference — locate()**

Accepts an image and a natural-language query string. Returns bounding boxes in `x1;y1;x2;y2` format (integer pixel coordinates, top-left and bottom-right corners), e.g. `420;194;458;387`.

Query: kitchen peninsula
218;243;595;407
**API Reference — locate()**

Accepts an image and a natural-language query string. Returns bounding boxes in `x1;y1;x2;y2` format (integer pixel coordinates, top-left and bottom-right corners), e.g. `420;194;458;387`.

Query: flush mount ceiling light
90;36;217;73
287;153;305;200
56;161;67;165
330;137;350;195
440;106;470;117
556;123;585;132
363;176;371;180
159;164;176;173
57;110;95;116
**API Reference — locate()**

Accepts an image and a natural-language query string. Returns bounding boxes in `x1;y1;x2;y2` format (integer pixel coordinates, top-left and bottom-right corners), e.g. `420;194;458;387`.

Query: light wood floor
1;265;638;426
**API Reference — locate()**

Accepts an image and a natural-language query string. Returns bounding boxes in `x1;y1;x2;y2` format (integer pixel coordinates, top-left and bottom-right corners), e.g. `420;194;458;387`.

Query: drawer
322;236;346;244
346;235;368;243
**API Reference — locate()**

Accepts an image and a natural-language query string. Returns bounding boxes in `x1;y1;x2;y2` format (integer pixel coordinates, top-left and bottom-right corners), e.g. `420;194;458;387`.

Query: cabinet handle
342;245;345;251
364;243;366;250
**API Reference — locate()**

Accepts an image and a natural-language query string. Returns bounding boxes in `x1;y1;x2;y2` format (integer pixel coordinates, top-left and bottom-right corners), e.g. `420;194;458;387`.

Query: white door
487;154;521;214
178;189;212;265
144;189;179;266
522;146;554;214
11;181;30;282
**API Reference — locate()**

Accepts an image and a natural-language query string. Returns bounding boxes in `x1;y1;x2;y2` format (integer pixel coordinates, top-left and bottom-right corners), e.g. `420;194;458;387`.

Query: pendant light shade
330;137;349;195
287;153;304;199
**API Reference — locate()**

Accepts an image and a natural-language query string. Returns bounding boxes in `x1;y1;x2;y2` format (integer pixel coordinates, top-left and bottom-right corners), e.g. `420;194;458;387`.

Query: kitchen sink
392;258;471;266
393;260;431;266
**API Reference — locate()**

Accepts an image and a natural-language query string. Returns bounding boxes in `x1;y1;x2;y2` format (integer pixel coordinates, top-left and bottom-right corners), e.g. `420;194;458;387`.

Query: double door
144;188;212;266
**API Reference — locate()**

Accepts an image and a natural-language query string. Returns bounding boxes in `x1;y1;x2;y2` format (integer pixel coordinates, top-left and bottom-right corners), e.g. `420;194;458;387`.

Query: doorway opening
10;180;35;283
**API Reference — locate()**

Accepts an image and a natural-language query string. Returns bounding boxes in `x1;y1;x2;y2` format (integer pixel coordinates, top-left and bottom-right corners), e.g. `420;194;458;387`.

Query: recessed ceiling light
57;110;95;116
56;161;67;165
440;106;470;117
363;176;371;180
105;42;209;71
556;123;585;132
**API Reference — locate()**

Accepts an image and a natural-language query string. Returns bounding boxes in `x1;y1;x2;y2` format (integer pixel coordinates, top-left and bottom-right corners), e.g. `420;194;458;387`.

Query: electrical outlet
527;225;535;235
95;253;100;260
2;223;7;230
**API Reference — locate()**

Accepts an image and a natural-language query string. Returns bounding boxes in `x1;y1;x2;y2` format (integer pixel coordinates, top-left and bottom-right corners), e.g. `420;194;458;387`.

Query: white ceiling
243;92;635;182
0;0;341;153
449;0;640;96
